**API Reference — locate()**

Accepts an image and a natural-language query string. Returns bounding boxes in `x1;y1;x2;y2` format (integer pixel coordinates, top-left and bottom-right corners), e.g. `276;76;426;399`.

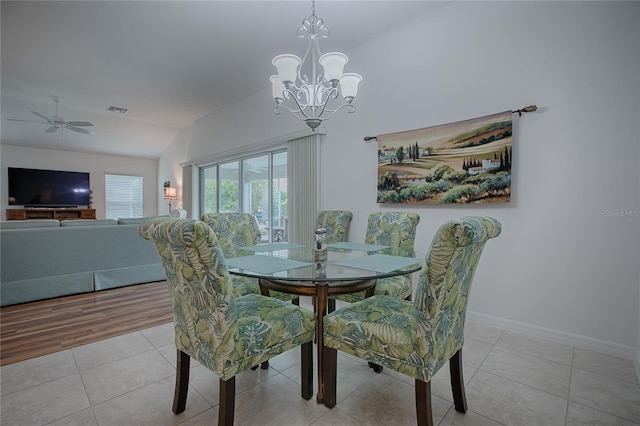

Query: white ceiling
1;1;443;159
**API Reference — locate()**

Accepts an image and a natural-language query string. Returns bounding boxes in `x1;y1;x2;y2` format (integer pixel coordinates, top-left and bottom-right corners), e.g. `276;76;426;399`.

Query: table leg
315;281;328;404
255;277;376;404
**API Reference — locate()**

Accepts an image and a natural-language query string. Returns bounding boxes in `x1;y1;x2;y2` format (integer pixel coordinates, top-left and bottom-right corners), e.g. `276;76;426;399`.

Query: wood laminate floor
0;281;172;366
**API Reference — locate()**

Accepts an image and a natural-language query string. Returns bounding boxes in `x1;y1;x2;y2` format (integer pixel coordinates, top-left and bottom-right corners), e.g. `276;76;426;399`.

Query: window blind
287;134;319;245
105;174;143;219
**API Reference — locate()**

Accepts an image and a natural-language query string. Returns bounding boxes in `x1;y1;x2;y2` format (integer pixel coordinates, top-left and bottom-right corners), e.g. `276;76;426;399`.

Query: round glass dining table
225;242;423;403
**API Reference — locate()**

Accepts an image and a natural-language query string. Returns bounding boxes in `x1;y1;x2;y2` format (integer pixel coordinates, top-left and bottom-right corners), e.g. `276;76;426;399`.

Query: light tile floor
1;297;639;426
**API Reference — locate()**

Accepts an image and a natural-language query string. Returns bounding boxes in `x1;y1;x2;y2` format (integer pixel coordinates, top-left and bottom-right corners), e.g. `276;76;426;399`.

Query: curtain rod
363;105;537;142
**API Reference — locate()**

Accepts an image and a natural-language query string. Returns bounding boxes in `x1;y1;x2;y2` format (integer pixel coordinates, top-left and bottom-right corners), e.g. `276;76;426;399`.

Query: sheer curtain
287;134;320;245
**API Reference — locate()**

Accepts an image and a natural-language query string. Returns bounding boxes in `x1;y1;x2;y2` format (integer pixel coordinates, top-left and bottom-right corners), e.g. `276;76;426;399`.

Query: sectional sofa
0;217;166;306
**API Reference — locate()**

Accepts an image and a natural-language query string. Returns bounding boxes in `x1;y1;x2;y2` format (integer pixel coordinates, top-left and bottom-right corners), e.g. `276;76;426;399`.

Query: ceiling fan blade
45;126;59;133
31;111;51;122
65;121;94;127
67;126;95;135
6;118;48;124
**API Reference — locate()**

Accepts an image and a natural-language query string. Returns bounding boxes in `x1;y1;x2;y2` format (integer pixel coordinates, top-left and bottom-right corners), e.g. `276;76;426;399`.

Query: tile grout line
564;346;576;425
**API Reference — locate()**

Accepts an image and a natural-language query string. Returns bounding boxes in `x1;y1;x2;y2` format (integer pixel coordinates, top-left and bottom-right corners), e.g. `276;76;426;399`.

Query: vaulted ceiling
1;1;443;159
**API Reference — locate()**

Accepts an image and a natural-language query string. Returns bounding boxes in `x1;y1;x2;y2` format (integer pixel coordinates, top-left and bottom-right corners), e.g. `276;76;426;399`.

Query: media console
6;208;96;221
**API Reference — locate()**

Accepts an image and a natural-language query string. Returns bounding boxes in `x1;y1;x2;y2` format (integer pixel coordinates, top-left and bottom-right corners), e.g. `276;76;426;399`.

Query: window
105;174;143;219
200;149;287;242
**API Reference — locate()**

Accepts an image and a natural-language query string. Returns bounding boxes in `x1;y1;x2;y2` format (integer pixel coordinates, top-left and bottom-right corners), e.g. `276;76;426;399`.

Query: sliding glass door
199;149;287;243
271;152;288;242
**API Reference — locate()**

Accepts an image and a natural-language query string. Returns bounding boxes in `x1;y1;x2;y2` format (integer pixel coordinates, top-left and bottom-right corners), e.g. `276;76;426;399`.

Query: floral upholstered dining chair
139;217;315;426
328;211;420;312
322;216;502;426
201;212;298;303
316;210;353;244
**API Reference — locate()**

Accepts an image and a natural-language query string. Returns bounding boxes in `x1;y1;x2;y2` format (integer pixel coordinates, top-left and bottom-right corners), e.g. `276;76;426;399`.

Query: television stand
6;208;96;221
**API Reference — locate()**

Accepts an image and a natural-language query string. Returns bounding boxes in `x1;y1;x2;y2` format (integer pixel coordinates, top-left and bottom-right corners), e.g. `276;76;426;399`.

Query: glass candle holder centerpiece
315;228;327;261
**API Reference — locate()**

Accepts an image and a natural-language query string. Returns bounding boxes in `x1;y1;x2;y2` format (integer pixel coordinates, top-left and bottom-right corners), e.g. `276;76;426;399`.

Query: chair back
365;212;420;251
415;217;501;363
317;210;353;244
139;217;237;374
201;212;261;255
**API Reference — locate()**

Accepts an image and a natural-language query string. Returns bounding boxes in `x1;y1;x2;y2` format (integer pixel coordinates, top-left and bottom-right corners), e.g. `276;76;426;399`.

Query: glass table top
225;242;423;283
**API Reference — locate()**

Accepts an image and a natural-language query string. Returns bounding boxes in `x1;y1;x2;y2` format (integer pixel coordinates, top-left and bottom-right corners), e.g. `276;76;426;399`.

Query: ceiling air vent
106;105;129;114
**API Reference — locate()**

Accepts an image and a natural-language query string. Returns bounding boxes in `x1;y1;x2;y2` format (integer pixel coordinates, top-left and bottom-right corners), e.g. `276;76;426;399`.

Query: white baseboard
466;310;639;364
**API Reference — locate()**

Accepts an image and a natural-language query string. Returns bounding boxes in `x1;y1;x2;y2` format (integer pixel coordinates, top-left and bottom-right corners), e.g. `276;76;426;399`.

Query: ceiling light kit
5;96;96;135
270;0;362;130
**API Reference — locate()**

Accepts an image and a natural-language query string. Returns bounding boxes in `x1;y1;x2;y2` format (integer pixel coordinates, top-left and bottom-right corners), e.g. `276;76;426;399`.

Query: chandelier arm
274;104;311;122
286;87;312;117
285;88;309;116
312;86;339;118
277;85;356;121
315;103;356;121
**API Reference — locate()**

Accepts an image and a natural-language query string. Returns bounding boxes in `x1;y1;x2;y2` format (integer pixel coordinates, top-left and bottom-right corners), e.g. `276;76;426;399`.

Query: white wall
157;125;192;216
1;144;158;219
159;2;639;359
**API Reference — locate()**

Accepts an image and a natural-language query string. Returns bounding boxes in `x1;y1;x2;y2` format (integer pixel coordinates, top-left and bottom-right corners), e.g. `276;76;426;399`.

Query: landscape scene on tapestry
377;110;512;204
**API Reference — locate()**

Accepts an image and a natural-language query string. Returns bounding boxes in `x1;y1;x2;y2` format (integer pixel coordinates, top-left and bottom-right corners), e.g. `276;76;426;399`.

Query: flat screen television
8;167;91;207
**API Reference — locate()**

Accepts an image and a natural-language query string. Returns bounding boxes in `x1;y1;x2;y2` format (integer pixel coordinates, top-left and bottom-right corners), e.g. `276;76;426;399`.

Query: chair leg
415;379;434;426
260;360;269;369
172;349;190;414
368;361;383;373
327;298;336;313
301;340;313;400
218;376;236;426
449;348;467;413
323;346;338;408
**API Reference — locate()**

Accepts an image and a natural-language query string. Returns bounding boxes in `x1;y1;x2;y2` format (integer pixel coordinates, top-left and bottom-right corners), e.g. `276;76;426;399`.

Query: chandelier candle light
271;0;362;130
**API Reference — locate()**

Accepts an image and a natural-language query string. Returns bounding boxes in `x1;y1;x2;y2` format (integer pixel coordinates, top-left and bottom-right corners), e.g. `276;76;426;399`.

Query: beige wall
1;144;158;220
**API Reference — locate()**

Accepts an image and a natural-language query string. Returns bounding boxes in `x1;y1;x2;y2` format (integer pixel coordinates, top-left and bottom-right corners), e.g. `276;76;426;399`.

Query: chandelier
270;0;362;130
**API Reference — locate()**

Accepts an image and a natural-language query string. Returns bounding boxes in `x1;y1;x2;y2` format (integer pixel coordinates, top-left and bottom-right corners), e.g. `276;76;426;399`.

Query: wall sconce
163;181;178;212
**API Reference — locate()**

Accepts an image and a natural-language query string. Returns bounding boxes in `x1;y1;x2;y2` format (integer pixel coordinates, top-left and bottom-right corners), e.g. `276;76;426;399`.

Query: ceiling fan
6;96;96;135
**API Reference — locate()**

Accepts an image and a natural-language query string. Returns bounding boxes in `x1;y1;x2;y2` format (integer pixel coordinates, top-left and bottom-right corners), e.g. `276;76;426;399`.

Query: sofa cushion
117;216;157;225
0;220;60;229
61;219;117;227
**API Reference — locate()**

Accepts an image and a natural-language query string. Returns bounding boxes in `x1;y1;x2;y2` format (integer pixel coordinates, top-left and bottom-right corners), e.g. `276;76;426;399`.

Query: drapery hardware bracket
513;104;537;116
363;104;538;142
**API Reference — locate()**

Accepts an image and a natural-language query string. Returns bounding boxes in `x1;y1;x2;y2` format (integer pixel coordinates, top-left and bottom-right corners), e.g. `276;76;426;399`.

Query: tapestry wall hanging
377;110;513;204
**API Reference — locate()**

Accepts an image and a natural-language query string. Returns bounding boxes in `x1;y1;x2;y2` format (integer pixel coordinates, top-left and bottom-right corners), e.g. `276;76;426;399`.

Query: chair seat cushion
324;295;438;381
217;294;315;378
334;275;413;303
231;275;261;296
231;276;299;301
